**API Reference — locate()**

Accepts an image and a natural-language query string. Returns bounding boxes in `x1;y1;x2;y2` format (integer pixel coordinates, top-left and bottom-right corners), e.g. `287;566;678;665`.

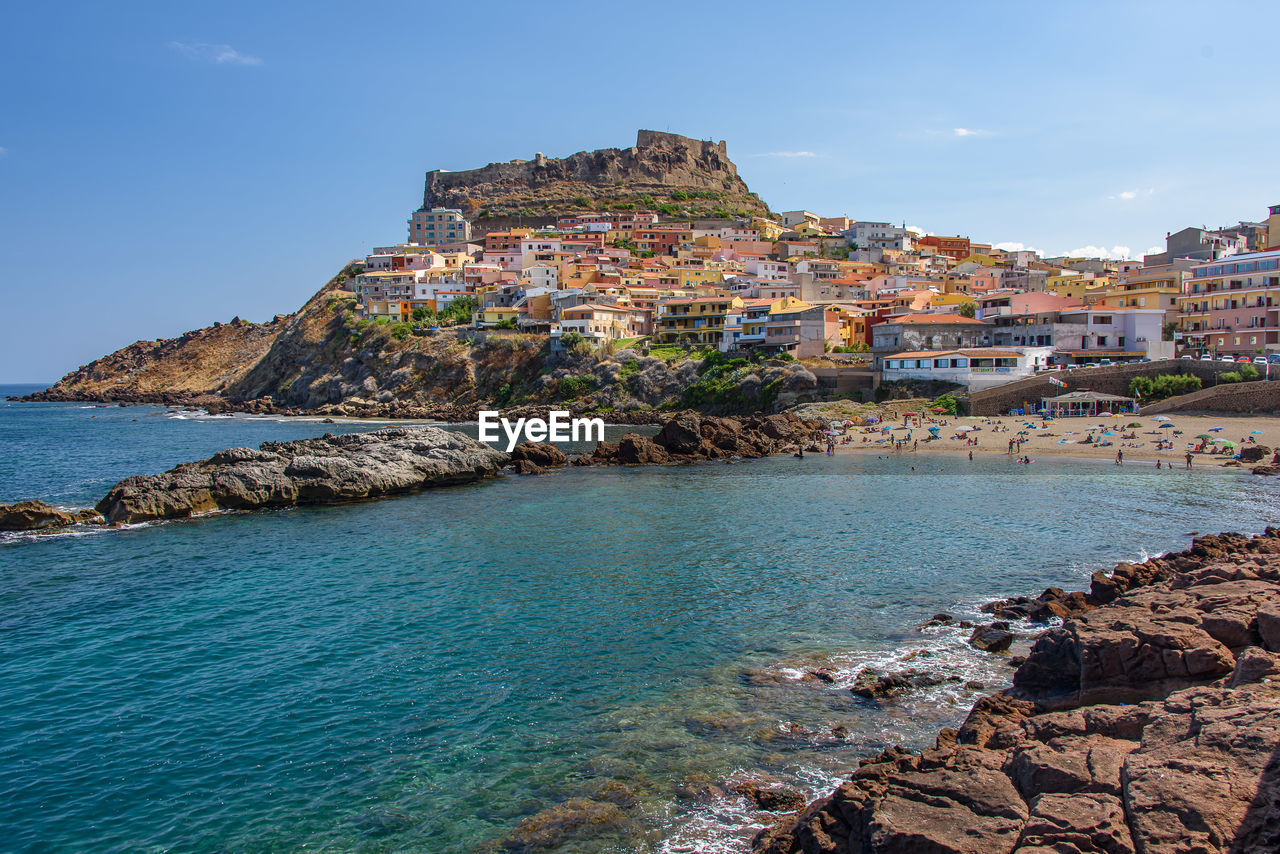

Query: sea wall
1139;379;1280;414
970;359;1248;415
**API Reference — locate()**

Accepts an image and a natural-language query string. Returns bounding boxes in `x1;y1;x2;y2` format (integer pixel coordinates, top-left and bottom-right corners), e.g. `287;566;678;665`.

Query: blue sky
3;0;1278;383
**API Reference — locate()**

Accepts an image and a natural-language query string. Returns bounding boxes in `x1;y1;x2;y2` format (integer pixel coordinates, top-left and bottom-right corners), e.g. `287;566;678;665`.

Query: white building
844;222;915;252
881;347;1055;390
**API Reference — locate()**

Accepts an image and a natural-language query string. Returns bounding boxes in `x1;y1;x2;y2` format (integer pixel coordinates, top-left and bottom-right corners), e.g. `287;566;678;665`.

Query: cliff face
27;267;820;417
421;130;771;221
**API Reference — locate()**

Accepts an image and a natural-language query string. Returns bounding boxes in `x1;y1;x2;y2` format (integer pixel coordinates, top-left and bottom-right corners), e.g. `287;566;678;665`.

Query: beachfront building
881;347;1054;391
1040;390;1138;418
872;315;993;356
408;208;471;246
1176;247;1280;357
990;306;1171;364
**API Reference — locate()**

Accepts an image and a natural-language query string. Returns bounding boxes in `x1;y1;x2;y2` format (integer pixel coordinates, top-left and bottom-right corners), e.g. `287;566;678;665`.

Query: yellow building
654;295;743;346
750;217;785;241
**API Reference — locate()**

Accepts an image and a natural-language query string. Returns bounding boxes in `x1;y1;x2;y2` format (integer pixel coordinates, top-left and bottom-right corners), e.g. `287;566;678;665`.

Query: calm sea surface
3;386;1278;852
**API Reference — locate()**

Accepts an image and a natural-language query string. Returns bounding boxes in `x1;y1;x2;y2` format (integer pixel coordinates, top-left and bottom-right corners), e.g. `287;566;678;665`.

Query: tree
957;301;977;318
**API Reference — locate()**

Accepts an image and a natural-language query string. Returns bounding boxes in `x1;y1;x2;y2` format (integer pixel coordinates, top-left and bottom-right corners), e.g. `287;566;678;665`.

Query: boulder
510;441;568;467
969;623;1015;653
653;412;702;454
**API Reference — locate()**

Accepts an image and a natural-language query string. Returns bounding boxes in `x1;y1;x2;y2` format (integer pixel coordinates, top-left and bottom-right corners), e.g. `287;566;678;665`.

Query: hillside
26;266;821;418
421;130;772;222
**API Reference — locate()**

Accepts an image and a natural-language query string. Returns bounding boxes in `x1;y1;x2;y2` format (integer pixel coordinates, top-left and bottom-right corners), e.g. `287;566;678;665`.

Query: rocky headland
753;529;1280;854
93;426;509;524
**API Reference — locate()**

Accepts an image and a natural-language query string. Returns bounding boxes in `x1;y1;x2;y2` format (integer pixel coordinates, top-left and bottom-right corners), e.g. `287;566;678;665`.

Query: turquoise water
3;389;1279;852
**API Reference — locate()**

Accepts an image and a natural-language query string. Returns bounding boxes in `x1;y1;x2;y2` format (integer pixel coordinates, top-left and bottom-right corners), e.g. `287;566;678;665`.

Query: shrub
931;393;959;415
560;330;584;349
1129;373;1202;400
389;323;412;340
411;306;435;323
1220;371;1242;384
558;374;597;398
1239;364;1260;381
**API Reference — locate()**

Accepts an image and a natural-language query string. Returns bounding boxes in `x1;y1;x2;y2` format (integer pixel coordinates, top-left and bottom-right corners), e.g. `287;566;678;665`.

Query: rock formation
753;529;1280;854
577;411;821;466
420;129;771;221
95;427;510;524
0;500;102;532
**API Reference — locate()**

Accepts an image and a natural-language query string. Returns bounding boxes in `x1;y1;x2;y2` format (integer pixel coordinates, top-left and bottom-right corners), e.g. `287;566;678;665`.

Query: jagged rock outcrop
582;411;820;466
95;427;509;524
420;129;770;221
0;500;102;532
753;529;1280;854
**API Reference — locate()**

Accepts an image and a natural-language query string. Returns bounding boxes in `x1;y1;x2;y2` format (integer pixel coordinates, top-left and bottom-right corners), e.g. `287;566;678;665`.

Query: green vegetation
389;323;412;340
1128;373;1202;400
436;296;477;326
930;393;960;415
411;306;435;323
1219;365;1258;383
832;343;869;353
957;301;977;318
558;374;597;399
669;190;689;201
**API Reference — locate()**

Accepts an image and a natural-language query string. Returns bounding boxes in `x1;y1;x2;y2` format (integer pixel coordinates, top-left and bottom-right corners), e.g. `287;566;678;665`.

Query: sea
3;384;1278;853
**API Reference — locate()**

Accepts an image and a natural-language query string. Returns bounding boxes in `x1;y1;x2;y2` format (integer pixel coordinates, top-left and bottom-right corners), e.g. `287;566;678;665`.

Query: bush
558;374;597;398
1220;371;1243;384
411;306;435;323
1128;373;1202;400
931;393;959;415
1239;364;1260;381
389;323;412;340
560;330;584;349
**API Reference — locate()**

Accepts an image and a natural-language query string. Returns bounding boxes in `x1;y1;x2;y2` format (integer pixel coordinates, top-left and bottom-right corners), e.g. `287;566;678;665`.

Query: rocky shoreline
2;412;821;532
753;529;1280;854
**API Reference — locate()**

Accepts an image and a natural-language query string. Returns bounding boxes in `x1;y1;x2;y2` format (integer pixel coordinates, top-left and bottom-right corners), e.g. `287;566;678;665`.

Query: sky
2;0;1278;383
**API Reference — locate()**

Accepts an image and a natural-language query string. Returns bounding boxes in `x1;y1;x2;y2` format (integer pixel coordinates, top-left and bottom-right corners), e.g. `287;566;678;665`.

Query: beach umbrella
1220;440;1237;448
1209;426;1224;432
1159;423;1175;429
1251;430;1264;434
865;415;880;423
928;425;940;435
1097;411;1112;417
1152;415;1171;421
1195;434;1215;440
1102;431;1117;437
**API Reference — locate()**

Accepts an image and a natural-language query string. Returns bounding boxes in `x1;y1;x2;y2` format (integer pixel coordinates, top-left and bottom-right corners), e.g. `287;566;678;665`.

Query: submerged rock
968;622;1014;653
95;427;509;524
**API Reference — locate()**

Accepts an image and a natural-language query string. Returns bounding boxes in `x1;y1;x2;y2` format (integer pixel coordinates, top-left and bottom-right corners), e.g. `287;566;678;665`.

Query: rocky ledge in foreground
95;427;510;524
755;529;1280;854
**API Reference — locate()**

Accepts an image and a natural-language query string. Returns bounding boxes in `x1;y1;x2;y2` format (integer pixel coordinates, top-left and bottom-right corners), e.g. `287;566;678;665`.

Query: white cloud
993;241;1041;254
1067;245;1133;260
952;128;992;138
1146;245;1164;256
169;41;262;66
1108;187;1154;201
762;150;816;158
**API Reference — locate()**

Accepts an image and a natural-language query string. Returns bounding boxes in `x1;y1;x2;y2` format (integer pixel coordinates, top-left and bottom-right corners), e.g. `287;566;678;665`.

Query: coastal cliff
422;130;771;221
26;267;821;418
754;530;1280;854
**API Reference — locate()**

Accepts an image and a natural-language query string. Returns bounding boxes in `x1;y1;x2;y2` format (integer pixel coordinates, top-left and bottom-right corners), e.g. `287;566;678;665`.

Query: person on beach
1116;449;1123;465
968;450;973;460
1186;452;1193;469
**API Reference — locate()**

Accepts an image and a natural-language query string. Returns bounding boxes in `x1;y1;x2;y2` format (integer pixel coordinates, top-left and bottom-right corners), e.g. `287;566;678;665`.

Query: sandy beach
832;412;1280;466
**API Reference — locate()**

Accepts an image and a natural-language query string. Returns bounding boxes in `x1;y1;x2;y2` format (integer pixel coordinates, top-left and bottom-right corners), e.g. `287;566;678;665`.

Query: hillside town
350;199;1280;394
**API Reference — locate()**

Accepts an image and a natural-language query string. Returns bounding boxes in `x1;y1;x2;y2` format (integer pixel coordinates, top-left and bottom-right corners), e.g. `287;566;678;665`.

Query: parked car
1200;354;1214;361
1268;354;1280;365
1219;355;1236;362
1098;358;1115;367
1253;356;1269;366
1180;354;1195;360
